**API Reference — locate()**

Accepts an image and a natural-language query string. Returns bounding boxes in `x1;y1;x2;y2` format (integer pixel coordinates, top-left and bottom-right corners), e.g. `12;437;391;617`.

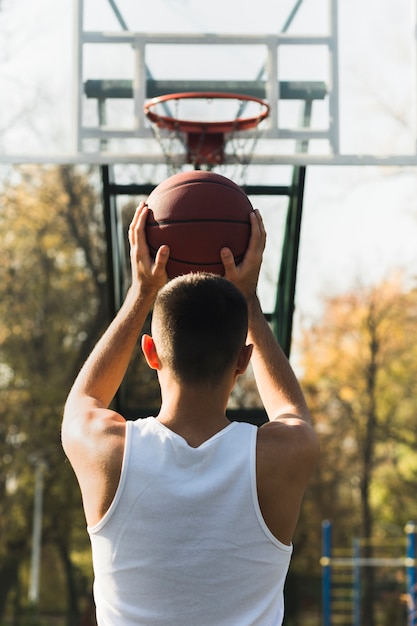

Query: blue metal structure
406;522;417;626
321;521;417;626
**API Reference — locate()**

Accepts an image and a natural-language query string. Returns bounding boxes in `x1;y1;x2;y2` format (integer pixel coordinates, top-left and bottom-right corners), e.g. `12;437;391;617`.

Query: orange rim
144;91;270;134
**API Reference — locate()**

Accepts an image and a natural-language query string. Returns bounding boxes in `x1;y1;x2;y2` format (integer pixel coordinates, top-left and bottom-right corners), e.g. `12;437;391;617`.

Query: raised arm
221;210;310;423
245;294;311;424
61;203;169;526
63;202;169;425
222;210;318;543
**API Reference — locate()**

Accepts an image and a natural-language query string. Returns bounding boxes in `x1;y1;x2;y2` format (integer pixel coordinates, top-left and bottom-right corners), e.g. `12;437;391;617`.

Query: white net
145;93;269;182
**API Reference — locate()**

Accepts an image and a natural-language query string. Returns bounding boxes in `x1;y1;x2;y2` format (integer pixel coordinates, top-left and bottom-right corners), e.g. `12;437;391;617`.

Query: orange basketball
145;170;253;279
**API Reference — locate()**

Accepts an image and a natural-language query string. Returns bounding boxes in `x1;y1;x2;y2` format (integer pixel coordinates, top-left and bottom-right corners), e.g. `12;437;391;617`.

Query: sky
1;0;417;333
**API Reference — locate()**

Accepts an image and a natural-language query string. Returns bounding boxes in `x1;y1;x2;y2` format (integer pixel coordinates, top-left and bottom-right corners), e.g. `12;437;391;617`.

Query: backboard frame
2;0;417;166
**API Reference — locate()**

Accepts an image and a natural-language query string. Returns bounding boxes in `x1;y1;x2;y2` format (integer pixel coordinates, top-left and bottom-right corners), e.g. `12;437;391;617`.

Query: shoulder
61;404;127;486
62;402;126;463
257;418;319;485
255;419;319;544
62;403;127;527
61;401;127;491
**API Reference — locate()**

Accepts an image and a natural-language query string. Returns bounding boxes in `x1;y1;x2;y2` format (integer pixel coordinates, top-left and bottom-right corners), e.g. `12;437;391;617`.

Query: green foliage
0;165;106;622
298;276;417;538
295;276;417;624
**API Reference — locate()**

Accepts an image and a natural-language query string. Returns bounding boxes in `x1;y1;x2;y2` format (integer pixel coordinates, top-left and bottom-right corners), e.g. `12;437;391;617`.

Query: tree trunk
360;308;379;626
0;541;26;618
56;536;81;626
360;471;376;626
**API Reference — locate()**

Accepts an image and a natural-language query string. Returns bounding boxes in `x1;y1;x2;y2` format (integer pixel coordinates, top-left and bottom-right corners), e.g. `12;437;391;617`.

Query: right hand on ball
221;209;266;301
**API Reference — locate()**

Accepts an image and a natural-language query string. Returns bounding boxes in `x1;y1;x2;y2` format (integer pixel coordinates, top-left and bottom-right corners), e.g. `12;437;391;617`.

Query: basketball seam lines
152;177;248;197
147;218;249;226
147;251;245;266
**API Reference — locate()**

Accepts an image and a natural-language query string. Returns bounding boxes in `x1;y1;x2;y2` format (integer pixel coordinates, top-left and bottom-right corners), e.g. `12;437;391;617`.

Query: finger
129;202;147;247
134;203;150;251
220;247;237;277
246;209;266;256
255;209;267;247
154;244;170;273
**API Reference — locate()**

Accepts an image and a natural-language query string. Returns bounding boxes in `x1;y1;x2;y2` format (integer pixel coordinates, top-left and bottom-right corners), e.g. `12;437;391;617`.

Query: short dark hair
152;273;248;386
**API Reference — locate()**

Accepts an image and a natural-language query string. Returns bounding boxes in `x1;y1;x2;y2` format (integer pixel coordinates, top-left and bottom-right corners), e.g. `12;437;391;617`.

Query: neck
156;378;232;447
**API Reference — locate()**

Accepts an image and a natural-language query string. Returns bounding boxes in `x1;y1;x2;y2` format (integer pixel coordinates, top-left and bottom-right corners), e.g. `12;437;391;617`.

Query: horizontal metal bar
79;126;330;141
321;557;416;567
84;79;327;101
277;34;333;45
4;153;417;167
82;31;332;46
106;182;292;197
81;127;149;139
85;79;267;99
277;128;331;140
243;185;292;195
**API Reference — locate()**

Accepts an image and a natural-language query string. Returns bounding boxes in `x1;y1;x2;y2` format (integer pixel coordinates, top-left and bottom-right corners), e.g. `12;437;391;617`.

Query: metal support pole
28;460;46;605
272;98;310;354
353;537;361;626
415;0;417;156
74;0;84;153
328;0;340;154
101;165;121;317
273;164;305;356
322;520;332;626
406;521;417;626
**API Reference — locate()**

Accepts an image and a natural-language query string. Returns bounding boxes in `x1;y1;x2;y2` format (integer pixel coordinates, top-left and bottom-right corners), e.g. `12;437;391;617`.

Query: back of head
152;273;248;386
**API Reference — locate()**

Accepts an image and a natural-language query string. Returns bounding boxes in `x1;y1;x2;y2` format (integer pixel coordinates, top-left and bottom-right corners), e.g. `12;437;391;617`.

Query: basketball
145;170;253;279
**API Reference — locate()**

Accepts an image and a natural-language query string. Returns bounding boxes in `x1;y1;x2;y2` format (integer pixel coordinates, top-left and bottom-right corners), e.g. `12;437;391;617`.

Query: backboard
73;0;338;172
0;0;416;167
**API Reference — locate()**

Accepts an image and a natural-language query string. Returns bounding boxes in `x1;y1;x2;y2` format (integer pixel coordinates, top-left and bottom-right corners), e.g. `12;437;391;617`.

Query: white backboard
1;0;416;166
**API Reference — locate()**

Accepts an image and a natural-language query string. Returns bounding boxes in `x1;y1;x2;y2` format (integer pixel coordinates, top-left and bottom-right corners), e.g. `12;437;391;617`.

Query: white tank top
88;417;292;626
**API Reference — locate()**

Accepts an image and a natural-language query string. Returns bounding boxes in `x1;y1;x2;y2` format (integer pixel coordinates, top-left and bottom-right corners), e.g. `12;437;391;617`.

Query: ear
141;334;161;370
235;343;253;377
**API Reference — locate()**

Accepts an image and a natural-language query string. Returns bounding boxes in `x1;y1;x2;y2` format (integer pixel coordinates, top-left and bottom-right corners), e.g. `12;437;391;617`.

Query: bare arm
62;203;169;526
221;209;311;424
247;296;319;542
245;294;311;424
222;210;318;543
63;203;169;425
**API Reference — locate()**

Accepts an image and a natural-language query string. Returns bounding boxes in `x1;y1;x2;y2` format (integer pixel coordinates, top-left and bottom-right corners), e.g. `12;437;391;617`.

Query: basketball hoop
144;92;270;175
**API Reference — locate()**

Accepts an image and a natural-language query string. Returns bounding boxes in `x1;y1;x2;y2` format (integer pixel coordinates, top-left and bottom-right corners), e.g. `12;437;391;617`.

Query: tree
0;165;108;624
297;275;417;626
